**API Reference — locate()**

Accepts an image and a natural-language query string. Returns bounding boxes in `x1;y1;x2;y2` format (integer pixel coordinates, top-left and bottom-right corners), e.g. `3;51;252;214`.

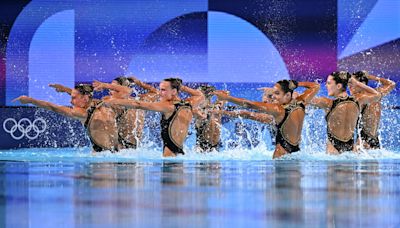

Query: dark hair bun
337;71;351;81
75;84;94;96
352;71;369;84
114;76;131;87
288;80;298;90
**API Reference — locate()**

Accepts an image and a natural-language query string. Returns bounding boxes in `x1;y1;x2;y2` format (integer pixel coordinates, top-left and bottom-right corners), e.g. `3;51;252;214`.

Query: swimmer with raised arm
311;71;381;154
104;78;205;157
214;80;320;158
350;71;396;149
93;76;158;149
192;85;226;152
14;84;120;152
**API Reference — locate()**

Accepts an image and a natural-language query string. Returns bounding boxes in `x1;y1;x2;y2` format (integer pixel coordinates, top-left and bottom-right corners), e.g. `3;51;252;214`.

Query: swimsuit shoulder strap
84;101;102;128
277;101;304;127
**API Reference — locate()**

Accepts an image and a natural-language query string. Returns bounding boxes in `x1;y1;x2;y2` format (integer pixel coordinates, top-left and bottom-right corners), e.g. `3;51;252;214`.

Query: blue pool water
1;148;400;227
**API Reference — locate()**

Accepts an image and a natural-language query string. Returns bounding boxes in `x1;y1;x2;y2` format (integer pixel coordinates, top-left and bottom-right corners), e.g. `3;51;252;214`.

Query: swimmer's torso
115;105;145;148
86;101;119;151
326;96;360;142
359;101;381;137
276;101;305;151
195;107;222;150
161;101;193;149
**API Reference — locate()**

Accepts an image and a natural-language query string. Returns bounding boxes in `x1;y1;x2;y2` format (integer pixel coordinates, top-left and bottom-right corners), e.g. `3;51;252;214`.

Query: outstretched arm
104;98;174;113
49;84;72;95
296;81;320;104
139;92;159;102
216;109;274;124
368;74;396;97
349;77;381;106
309;97;332;110
181;85;205;108
127;76;158;94
12;96;86;120
93;80;132;95
213;90;282;118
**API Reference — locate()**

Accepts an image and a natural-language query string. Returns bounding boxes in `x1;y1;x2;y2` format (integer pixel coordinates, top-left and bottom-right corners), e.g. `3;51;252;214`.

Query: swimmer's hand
93;80;106;91
348;77;360;87
49;83;70;93
12;95;32;104
212;90;230;100
257;87;273;92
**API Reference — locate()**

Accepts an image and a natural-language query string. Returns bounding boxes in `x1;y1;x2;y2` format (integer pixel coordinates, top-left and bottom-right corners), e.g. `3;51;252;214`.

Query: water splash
1;144;399;163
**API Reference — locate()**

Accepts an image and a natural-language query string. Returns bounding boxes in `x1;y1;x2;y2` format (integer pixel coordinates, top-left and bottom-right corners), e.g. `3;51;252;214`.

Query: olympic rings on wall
3;118;47;140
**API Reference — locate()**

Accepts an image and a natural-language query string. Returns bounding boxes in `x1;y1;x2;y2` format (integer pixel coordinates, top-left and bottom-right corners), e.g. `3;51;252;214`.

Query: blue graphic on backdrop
6;0;207;105
128;11;289;82
338;0;400;58
29;10;74;105
207;11;289;83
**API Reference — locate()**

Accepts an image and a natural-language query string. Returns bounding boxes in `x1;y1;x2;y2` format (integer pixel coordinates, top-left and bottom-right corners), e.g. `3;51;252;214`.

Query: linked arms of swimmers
93;80;132;95
49;84;73;95
367;74;396;97
193;99;226;120
180;85;205;108
348;77;381;106
127;76;158;94
12;96;86;120
103;99;175;113
213;91;282;119
214;109;274;124
104;85;205;113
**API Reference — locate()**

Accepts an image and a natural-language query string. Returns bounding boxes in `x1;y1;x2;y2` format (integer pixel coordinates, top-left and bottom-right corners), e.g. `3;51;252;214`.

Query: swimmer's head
160;78;183;100
199;85;216;99
75;84;93;97
352;71;369;85
110;76;133;98
113;76;132;87
163;78;182;91
327;71;351;96
349;71;369;95
71;84;93;107
273;80;298;104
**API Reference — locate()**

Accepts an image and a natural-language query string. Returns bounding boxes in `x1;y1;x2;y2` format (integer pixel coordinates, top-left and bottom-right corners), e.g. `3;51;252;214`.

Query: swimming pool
1;147;400;227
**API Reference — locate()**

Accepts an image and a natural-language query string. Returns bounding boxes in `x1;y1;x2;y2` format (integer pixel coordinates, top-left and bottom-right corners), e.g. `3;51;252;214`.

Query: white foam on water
1;144;400;163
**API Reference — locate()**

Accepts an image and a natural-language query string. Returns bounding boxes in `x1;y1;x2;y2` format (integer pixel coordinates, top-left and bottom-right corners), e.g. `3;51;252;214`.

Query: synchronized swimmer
13;71;395;158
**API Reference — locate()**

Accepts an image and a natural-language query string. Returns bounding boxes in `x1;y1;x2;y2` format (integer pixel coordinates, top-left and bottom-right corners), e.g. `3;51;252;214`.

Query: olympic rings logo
3;118;47;140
